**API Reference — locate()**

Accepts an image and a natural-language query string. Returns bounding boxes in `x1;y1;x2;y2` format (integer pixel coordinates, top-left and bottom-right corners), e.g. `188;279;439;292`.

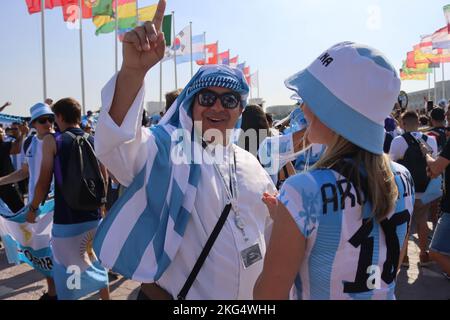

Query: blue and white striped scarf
93;65;249;282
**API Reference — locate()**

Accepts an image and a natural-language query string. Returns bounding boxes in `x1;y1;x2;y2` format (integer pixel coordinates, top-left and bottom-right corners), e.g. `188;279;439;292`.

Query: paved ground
1;230;449;300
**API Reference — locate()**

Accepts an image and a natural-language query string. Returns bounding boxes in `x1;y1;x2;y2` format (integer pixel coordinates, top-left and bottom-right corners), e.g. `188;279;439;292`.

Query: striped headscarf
93;65;249;282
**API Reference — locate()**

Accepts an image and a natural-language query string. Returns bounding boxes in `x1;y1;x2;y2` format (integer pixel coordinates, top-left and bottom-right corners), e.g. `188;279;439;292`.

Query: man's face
192;87;243;144
10;124;19;138
33;115;54;136
0;127;4;142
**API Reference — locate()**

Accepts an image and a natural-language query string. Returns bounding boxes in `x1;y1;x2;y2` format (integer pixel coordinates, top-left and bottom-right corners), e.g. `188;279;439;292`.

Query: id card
240;244;262;269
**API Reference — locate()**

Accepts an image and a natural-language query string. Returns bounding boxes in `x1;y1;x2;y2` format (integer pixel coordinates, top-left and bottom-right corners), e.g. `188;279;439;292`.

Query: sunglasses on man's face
36;117;54;125
197;89;241;109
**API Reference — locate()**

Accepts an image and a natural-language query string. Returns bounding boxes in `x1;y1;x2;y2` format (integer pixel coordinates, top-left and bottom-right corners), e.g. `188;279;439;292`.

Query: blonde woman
254;42;414;300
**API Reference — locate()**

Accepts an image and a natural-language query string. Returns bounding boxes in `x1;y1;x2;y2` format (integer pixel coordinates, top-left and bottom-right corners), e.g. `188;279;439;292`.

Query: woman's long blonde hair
313;134;398;221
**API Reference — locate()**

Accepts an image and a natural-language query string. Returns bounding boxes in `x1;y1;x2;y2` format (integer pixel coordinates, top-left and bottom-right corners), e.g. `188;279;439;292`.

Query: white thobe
95;75;277;299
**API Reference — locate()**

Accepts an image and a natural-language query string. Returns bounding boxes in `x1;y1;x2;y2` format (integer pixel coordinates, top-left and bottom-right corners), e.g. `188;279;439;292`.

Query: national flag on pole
175;33;206;64
93;0;136;34
243;66;251;84
25;0;63;14
249;71;258;88
117;13;172;46
432;25;450;49
92;0;113;16
400;70;427;81
418;34;433;54
229;56;239;68
61;0;96;21
406;51;416;68
196;42;218;65
218;50;230;65
237;62;245;71
402;61;431;74
444;4;450;32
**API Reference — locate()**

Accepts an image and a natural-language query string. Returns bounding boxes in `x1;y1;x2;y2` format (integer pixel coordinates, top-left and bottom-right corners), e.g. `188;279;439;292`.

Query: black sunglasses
36;116;54;125
197;89;241;109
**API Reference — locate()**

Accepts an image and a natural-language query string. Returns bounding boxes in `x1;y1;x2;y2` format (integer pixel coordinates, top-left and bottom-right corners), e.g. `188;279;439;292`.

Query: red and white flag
196;42;218;65
25;0;63;14
229;56;239;68
218;50;230;65
243;66;251;85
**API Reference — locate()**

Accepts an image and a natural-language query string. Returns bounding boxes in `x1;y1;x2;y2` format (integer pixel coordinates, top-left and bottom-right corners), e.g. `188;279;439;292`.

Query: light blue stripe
308;170;342;299
285;69;385;154
112;127;173;277
52;220;100;238
53;260;108;300
355;46;397;74
93;163;148;259
192;34;205;43
176;52;205;64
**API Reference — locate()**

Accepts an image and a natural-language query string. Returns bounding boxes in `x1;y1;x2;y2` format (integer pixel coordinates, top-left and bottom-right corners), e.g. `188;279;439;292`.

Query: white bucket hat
285;41;401;155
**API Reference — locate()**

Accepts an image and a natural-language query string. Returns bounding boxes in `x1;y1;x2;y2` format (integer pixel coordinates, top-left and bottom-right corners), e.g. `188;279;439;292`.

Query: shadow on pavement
0;285;44;300
0;268;45;290
396;264;450;300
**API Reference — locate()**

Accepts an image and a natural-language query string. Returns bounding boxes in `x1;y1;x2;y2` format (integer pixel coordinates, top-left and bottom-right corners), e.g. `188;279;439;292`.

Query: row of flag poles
24;0;261;114
401;4;450;103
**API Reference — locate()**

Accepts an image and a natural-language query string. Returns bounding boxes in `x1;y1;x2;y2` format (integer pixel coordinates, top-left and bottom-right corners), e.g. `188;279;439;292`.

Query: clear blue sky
1;0;450;116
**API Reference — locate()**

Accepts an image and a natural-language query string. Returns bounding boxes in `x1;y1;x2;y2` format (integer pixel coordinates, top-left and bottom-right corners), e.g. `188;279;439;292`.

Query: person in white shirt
0;102;57;300
92;0;276;300
389;110;437;267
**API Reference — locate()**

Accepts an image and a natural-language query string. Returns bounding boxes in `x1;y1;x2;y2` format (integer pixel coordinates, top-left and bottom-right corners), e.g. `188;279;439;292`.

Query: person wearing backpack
25;98;110;300
427;107;447;153
389;110;438;267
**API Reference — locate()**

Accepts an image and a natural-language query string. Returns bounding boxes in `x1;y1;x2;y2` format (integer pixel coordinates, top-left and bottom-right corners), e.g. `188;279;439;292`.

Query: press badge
240;244;262;269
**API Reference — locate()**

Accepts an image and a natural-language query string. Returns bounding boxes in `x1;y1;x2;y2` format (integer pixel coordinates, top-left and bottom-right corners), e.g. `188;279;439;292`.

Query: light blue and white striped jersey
278;161;414;300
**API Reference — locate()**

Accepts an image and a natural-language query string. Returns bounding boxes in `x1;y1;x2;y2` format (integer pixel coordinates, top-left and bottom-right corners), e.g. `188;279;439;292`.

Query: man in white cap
0;102;57;300
93;0;276;300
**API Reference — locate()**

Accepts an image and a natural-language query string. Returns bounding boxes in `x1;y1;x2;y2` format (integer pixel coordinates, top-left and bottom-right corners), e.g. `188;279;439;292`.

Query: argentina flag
0;197;54;277
52;220;108;300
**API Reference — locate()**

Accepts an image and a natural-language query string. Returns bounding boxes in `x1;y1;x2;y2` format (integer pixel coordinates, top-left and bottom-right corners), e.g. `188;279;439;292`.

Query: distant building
249;98;265;107
407;80;450;110
265;105;296;120
146;101;166;116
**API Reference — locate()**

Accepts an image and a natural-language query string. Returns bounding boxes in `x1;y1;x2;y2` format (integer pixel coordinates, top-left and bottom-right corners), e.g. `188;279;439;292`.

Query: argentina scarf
93;65;249;282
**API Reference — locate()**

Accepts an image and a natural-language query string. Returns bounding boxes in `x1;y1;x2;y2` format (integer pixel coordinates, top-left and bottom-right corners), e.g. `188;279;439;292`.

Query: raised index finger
153;0;166;31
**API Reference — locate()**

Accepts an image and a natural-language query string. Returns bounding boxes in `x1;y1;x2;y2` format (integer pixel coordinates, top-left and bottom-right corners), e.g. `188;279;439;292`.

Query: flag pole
172;11;178;90
115;0;119;73
78;0;86;115
41;0;47;101
257;71;260;99
434;66;437;103
203;31;206;64
160;61;163;105
443;62;446;100
190;21;193;78
428;70;431;101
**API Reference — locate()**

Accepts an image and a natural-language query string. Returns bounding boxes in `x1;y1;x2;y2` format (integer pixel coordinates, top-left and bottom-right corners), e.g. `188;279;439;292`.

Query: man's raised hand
121;0;166;76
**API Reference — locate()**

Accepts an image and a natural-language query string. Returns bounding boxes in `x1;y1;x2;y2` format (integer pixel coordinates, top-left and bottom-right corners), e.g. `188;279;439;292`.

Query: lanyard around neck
206;144;248;242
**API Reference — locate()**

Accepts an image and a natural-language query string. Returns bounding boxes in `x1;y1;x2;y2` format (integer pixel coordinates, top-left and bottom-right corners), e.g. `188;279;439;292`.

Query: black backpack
398;133;430;193
428;127;447;152
60;131;106;211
